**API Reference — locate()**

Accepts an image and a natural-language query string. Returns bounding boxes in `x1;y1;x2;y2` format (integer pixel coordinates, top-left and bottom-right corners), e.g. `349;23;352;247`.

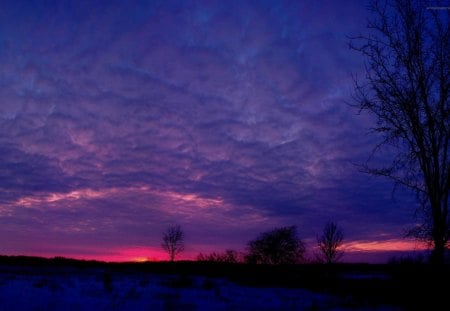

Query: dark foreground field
0;256;448;310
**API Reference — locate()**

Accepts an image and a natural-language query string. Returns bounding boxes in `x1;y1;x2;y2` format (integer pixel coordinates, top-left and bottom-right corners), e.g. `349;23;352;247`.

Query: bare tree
245;226;305;264
350;0;450;264
317;221;344;264
161;225;185;262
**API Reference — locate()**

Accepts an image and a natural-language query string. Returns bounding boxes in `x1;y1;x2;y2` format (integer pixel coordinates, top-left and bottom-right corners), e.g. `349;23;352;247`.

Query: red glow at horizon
6;238;429;263
8;247;204;263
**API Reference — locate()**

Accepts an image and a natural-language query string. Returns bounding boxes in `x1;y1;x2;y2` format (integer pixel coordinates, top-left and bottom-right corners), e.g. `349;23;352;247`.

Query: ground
0;256;447;310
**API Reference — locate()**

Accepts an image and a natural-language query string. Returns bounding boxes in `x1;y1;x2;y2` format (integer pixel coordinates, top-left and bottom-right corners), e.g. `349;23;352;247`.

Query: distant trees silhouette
317;221;344;264
350;0;450;264
197;249;240;263
161;225;184;262
245;226;305;264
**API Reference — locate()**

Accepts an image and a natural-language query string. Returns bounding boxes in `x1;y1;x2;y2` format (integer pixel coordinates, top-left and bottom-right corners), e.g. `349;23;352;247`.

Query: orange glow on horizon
344;239;428;252
133;257;150;262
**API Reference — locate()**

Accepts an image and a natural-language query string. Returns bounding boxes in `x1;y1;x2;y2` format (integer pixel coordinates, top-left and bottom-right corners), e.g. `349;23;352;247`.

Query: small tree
245;226;305;264
317;221;344;264
161;225;184;262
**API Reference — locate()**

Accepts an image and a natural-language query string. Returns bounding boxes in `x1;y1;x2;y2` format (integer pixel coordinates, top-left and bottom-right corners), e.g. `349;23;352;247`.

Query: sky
0;0;427;263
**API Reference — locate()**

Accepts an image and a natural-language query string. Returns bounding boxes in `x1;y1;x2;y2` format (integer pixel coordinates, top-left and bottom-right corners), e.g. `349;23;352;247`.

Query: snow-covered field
0;263;406;310
0;266;340;310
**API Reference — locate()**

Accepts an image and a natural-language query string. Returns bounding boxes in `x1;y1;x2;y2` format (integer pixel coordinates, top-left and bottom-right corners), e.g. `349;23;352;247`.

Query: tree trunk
431;241;444;265
431;199;447;265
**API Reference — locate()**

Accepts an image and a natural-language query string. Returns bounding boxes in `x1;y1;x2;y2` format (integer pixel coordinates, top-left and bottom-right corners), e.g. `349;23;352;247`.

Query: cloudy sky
0;0;424;262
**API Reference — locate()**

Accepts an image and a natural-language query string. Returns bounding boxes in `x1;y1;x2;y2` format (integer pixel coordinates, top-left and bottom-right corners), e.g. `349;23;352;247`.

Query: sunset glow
0;0;423;263
344;239;429;253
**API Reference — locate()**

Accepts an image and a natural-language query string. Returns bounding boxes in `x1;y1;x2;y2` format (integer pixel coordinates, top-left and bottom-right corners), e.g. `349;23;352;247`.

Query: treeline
162;221;344;264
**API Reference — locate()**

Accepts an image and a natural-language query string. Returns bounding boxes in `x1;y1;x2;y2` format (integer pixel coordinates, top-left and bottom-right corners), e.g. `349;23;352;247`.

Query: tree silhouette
161;225;184;262
197;249;240;263
317;221;344;264
350;0;449;264
245;226;305;264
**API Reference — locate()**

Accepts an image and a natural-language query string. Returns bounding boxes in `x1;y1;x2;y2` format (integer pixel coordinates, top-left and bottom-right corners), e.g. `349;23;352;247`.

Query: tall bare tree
350;0;449;263
161;225;185;262
317;221;344;264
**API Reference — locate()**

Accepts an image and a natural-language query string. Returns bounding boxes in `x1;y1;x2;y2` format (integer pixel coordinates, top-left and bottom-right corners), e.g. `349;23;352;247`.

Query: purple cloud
0;0;419;261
